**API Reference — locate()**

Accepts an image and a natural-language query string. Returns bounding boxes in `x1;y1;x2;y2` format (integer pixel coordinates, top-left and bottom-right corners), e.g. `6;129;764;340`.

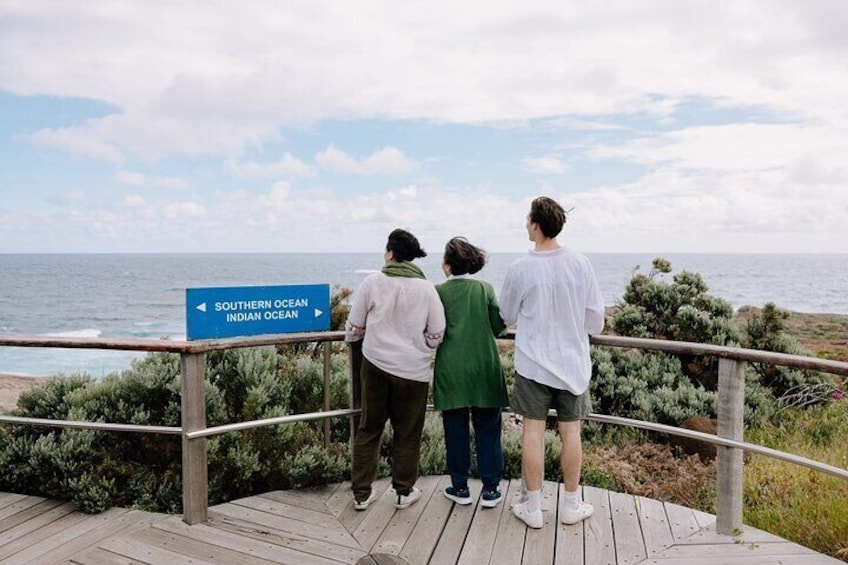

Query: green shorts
512;373;591;422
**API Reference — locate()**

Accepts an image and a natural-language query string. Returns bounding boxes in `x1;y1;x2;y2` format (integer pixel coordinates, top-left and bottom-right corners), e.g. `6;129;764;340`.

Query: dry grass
584;442;716;512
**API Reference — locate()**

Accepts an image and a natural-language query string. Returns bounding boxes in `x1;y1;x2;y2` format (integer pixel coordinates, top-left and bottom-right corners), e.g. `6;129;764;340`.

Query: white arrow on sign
314;308;323;318
196;302;207;313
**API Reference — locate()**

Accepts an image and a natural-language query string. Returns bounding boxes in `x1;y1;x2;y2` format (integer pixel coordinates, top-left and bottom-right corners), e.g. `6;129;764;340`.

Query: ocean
0;252;845;377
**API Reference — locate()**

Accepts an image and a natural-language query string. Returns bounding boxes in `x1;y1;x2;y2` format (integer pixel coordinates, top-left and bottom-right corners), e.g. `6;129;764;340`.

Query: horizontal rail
587;413;848;482
3;331;845;375
589;335;848;376
0;415;181;435
185;408;361;440
0;331;347;354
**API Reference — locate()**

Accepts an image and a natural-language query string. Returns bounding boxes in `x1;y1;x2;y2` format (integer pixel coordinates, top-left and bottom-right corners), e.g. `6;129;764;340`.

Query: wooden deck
0;476;841;564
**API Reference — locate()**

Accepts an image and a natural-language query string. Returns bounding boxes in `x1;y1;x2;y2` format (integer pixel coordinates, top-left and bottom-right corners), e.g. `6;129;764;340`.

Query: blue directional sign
186;284;330;340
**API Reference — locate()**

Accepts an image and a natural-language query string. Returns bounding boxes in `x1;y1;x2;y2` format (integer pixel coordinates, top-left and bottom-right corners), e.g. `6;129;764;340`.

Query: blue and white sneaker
444;485;472;505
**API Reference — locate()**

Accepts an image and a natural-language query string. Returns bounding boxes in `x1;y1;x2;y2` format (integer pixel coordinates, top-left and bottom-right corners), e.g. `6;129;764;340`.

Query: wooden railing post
348;340;363;448
181;352;208;525
716;357;745;535
323;342;331;448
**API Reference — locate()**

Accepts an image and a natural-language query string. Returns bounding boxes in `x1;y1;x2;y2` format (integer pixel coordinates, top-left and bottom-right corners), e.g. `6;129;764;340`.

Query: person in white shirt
345;229;446;511
498;196;605;529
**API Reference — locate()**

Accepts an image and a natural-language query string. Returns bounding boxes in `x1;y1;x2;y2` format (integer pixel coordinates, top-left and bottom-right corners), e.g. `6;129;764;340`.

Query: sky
0;1;846;254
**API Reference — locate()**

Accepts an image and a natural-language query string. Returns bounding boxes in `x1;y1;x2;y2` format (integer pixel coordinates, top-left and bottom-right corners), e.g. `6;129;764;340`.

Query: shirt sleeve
487;283;507;336
344;278;370;342
423;284;446;349
498;268;520;327
584;265;605;335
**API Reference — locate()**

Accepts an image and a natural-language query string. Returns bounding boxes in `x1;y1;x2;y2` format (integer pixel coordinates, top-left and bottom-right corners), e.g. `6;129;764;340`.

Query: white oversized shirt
498;247;605;394
345;272;446;382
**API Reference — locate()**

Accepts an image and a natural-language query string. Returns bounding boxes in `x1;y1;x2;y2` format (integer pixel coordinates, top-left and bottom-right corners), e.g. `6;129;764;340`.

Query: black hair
386;228;427;262
529;196;567;239
443;236;486;276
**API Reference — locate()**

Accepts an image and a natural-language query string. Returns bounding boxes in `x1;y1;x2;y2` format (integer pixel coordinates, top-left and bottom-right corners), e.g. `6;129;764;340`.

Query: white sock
564;489;581;511
527;490;542;513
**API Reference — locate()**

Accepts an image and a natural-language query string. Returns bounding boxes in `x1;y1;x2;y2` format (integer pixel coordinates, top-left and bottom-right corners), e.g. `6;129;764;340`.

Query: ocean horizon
1;252;845;377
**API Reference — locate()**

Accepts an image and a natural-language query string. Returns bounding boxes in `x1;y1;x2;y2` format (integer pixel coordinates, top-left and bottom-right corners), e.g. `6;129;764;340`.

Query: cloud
117;170;189;189
224;153;315;178
522;155;569;175
315;145;417;175
7;2;846;158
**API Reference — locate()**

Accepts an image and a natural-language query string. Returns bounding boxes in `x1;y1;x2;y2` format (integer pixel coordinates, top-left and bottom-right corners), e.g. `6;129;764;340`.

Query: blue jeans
442;407;504;491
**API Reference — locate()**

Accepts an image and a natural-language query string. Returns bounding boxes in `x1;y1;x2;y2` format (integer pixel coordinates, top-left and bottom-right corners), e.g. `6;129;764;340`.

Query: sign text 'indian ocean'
186;284;330;340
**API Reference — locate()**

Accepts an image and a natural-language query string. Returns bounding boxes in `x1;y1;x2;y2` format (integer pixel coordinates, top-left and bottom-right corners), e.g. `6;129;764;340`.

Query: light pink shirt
345;272;446;382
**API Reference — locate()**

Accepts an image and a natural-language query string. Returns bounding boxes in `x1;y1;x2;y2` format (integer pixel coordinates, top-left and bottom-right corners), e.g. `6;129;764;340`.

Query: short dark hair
386;228;427;262
443;237;486;275
529;196;567;238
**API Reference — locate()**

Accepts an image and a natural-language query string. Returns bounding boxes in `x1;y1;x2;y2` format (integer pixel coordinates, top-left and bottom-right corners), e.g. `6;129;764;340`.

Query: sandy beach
0;373;43;414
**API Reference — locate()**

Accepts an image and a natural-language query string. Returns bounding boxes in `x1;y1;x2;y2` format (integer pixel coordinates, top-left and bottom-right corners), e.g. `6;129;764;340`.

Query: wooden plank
0;493;29;511
147;517;351;565
489;479;526;565
399;475;454;565
553;484;585;565
662;501;700;541
657;540;829;558
372;475;440;556
17;509;163;565
231;495;343;530
261;486;338;512
0;505;90;563
674;523;788;545
351;480;402;552
98;534;217;565
337;477;393;533
204;513;365;564
522;479;557;565
64;546;148;565
428;479;482;565
636;554;841;565
0;501;77;546
636;495;674;557
608;490;646;565
582;485;616;565
457;479;502;565
690;509;714;530
211;502;361;550
0;498;66;533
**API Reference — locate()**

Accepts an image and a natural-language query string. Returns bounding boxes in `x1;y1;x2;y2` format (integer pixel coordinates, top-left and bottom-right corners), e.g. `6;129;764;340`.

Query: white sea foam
43;328;102;339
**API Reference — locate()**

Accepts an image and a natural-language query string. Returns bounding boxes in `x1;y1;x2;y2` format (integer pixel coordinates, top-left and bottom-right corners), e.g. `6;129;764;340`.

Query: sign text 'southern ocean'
186;284;330;340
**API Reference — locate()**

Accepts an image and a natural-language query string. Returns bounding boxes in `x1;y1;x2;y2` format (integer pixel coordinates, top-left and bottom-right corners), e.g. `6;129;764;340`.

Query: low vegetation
0;263;845;560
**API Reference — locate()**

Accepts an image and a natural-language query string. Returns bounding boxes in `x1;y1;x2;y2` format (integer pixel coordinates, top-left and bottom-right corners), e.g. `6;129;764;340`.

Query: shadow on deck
0;476;841;564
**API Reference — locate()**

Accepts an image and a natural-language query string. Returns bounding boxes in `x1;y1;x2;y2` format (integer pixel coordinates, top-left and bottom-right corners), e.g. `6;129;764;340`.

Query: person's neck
534;237;560;252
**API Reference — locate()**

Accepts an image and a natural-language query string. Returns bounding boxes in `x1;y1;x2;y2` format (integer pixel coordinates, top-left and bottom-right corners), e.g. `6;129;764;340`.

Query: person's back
433;237;508;508
499;196;603;530
500;246;604;394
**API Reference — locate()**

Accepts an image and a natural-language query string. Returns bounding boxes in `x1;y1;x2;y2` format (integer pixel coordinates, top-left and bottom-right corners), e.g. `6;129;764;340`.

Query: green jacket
433;277;509;410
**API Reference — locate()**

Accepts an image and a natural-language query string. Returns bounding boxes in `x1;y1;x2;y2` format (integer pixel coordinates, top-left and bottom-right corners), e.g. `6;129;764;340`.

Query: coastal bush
740;303;830;403
597;258;830;429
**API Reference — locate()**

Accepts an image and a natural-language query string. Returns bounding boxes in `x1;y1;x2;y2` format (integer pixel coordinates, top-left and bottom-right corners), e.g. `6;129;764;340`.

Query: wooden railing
1;332;847;536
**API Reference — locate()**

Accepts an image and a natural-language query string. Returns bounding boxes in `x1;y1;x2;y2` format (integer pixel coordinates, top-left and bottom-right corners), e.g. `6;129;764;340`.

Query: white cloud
117;170;188;189
9;2;846;158
224;153;315;178
315;145;417;176
522;155;569;175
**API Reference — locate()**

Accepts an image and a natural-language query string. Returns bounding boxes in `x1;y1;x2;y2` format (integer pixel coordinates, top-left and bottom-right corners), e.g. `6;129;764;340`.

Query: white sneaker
353;488;378;511
512;500;544;529
561;501;594;525
395;486;422;509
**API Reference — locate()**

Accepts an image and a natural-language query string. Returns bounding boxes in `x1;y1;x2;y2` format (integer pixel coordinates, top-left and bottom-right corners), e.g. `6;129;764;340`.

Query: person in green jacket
434;237;510;508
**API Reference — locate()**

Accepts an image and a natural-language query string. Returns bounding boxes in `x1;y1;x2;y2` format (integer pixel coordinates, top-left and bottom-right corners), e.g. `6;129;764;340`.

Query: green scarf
382;261;426;279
